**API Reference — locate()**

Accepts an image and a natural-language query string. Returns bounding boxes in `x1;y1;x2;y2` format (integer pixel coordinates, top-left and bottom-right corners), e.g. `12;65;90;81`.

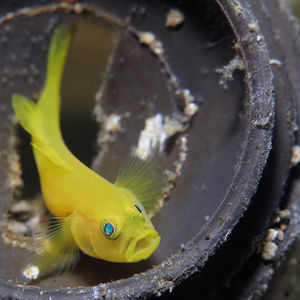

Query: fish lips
126;229;161;262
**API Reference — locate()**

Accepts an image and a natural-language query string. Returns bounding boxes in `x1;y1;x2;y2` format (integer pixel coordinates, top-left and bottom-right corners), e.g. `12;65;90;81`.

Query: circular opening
0;0;273;297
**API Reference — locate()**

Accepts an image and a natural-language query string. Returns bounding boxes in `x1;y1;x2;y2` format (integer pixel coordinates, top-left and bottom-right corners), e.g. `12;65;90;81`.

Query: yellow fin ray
23;217;79;280
115;155;163;214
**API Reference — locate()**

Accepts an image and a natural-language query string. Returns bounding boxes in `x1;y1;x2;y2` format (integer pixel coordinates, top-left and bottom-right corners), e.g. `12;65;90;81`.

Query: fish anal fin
115;154;163;214
22;217;79;280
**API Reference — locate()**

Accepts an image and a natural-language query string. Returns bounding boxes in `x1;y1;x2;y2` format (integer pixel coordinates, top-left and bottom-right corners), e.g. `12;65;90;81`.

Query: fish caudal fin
115;154;164;215
23;217;79;280
12;25;73;168
12;94;39;137
38;25;73;129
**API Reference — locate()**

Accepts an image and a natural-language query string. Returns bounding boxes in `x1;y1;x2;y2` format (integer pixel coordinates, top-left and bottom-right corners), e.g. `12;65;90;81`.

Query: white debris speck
256;34;263;42
215;55;245;90
137;31;156;45
166;9;185;28
104;114;122;133
261;242;278;260
179;151;187;162
274;209;291;223
92;288;100;298
26;215;40;231
135;114;185;159
7;221;28;235
23;265;39;280
9;200;31;214
266;228;279;242
135;114;164;159
291;145;300;166
175;88;199;117
163;116;185;137
136;31;164;55
277;230;284;241
74;3;84;14
269;58;282;66
224;230;231;241
184;102;199;116
165;169;177;182
277;209;291;219
181;136;188;145
177;88;194;103
150;40;164;55
248;22;259;33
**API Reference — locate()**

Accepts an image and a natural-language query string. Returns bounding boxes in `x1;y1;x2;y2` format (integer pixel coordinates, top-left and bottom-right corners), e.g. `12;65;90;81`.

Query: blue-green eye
100;219;120;240
135;204;142;213
104;223;114;236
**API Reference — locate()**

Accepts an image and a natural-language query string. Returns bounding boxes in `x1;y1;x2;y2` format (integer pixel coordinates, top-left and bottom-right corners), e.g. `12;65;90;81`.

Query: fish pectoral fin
22;217;79;280
115;153;163;215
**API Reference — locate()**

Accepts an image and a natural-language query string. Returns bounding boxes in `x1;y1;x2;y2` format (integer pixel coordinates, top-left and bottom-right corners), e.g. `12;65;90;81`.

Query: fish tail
22;217;79;280
38;25;72;132
12;25;73;167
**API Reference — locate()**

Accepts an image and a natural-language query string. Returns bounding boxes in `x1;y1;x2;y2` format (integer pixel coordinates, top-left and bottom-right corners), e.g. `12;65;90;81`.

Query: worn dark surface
164;1;300;299
0;0;286;299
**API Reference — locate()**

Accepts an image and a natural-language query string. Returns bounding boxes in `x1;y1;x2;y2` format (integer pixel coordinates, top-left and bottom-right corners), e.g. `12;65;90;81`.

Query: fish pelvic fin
22;217;79;280
115;153;164;215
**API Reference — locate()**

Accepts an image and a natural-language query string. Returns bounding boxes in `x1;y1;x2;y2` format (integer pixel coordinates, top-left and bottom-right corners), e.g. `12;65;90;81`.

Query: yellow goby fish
12;26;162;279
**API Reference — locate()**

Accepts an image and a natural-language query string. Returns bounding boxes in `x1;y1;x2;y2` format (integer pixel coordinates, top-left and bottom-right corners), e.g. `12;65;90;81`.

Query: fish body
12;26;162;279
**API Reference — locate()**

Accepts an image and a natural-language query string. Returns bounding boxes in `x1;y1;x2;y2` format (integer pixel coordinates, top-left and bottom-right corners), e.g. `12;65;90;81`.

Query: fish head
71;201;160;263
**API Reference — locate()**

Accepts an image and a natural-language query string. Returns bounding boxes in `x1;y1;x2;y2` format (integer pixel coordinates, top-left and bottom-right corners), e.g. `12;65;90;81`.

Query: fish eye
104;222;114;236
100;220;120;240
135;204;142;213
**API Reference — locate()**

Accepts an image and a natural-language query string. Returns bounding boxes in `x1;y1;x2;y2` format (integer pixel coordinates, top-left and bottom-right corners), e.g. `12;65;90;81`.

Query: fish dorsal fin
22;217;79;280
115;154;163;214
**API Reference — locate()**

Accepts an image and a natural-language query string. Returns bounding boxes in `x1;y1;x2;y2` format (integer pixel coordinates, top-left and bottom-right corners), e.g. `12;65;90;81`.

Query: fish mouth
126;230;161;262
